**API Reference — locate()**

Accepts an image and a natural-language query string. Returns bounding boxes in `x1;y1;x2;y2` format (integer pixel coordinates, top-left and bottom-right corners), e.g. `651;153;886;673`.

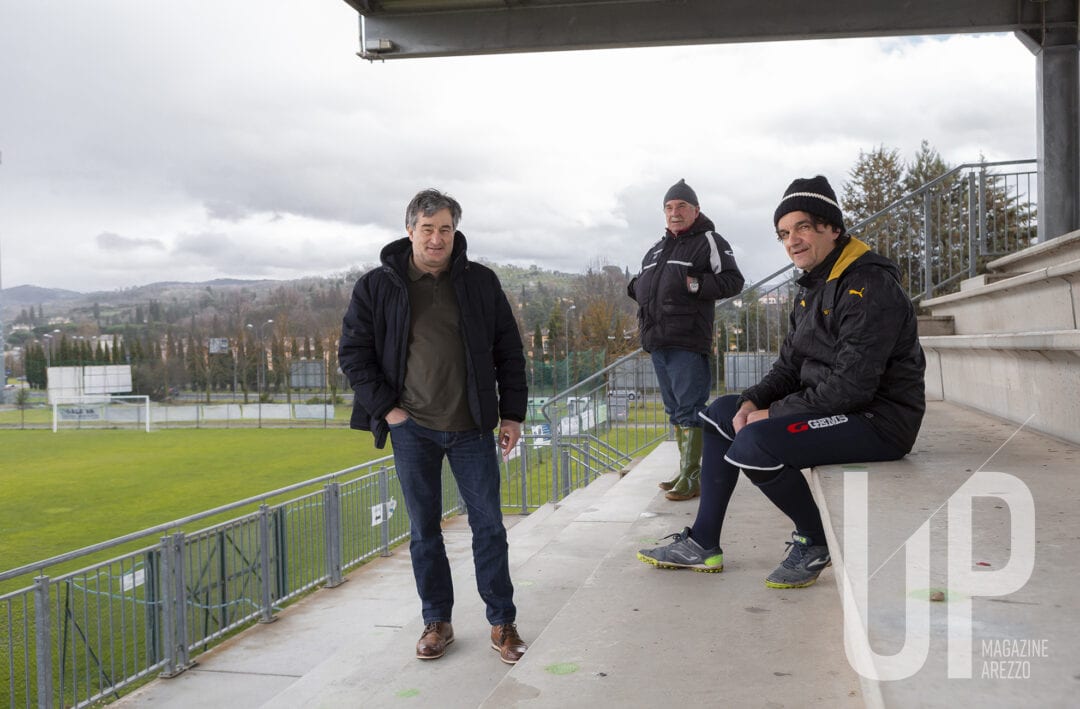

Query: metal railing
1;159;1038;708
2;357;672;708
0;456;421;708
848;159;1037;301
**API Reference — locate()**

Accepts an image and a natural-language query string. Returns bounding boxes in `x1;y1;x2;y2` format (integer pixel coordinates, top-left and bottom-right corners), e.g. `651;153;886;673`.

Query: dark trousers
691;394;908;548
389;418;515;626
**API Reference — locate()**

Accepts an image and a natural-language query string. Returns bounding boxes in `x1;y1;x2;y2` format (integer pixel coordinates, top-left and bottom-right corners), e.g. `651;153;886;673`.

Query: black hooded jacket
338;233;527;449
627;213;745;354
742;237;926;452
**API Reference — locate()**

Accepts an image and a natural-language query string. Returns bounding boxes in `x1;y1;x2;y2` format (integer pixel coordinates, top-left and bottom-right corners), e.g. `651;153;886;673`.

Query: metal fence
848;159;1037;301
1;457;422;708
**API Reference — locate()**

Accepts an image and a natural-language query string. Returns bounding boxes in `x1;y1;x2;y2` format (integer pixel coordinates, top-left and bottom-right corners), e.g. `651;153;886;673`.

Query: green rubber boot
658;425;684;491
666;425;703;501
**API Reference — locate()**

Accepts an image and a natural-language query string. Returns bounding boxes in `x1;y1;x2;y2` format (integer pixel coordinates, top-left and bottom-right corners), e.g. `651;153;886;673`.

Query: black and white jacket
627;213;744;355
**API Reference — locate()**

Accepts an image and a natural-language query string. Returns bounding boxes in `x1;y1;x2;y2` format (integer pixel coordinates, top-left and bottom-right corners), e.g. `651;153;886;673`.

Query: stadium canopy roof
340;0;1077;61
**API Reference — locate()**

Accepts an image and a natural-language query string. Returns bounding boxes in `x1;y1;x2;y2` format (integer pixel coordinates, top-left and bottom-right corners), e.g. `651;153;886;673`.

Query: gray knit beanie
663;179;699;207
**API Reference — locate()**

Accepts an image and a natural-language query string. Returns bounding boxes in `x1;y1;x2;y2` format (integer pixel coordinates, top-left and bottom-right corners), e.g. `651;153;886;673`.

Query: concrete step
921;257;1080;335
959;272;1020;291
986;228;1080;273
921;329;1080;444
111;461;646;709
480;455;863;709
917;315;955;337
810;401;1080;708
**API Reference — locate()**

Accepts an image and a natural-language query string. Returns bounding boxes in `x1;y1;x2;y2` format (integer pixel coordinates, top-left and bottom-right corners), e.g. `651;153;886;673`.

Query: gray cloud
96;232;166;252
0;3;1038;292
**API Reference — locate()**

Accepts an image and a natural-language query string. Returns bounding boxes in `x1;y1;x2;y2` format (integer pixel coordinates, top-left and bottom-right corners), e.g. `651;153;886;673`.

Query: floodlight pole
246;319;273;428
564;304;575;391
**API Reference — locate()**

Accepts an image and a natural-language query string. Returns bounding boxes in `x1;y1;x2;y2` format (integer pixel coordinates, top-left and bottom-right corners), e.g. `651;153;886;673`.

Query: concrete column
1019;30;1080;242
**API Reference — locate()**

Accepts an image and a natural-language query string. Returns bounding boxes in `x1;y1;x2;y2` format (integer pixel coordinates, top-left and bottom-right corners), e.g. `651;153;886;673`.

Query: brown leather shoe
416;621;454;660
490;623;527;664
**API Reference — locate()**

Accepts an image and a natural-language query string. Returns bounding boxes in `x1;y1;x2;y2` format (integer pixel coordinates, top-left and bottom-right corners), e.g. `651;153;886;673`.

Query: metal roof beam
343;0;1077;60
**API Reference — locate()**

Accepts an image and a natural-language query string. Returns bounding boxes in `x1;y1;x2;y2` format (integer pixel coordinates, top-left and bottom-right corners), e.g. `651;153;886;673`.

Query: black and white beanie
773;175;845;235
663;178;699;207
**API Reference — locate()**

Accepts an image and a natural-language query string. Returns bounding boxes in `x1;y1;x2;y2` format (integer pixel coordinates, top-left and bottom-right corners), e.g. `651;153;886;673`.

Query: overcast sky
0;1;1037;294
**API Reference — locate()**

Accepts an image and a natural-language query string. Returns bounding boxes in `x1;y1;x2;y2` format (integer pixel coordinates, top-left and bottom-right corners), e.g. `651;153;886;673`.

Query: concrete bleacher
113;398;1078;708
114;442;861;708
812;403;1079;708
920;229;1080;445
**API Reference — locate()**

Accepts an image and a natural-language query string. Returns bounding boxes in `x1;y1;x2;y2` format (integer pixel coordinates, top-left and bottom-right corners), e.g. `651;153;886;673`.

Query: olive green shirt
399;257;474;431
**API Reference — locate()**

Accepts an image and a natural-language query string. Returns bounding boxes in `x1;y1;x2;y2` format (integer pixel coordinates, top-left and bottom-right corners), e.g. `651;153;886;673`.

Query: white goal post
52;395;151;433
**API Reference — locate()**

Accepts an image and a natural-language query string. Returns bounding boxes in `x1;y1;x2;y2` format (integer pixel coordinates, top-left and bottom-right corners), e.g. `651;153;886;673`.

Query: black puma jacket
742;237;926;452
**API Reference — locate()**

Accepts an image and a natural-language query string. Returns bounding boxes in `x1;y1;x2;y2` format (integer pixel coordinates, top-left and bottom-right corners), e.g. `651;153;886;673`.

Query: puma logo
848;287;866;298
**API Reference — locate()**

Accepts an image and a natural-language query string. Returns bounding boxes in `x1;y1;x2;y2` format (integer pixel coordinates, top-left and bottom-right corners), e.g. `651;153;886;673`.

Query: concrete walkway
113;402;1077;708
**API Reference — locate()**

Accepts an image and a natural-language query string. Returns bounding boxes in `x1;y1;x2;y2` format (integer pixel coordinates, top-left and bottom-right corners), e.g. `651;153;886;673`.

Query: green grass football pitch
0;427;384;582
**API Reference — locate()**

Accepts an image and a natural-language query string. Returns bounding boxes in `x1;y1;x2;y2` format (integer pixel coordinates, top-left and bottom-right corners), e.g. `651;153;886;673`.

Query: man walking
339;189;529;663
628;179;745;500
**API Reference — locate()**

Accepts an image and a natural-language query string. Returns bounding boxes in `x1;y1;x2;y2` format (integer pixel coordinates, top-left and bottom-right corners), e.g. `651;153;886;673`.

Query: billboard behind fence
47;365;133;404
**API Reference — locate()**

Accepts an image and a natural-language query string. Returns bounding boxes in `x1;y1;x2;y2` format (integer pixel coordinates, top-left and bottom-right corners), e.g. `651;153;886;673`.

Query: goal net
52;395;151;432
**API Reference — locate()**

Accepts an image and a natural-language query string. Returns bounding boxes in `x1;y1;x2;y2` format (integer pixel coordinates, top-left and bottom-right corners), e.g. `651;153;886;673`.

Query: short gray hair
405;189;462;230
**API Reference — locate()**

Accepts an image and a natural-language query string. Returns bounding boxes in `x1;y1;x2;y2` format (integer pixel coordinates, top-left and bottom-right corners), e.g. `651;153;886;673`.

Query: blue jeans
388;418;515;626
650;348;711;427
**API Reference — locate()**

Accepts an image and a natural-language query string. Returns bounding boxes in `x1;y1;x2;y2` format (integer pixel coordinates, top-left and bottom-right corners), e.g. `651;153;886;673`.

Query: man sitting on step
638;175;926;588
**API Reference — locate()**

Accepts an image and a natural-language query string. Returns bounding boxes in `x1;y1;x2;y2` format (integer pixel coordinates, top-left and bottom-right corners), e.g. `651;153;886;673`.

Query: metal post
967;173;978;273
978;168;988;254
564;304;576;390
158;533;190;678
378;467;392;557
550;421;561;503
34;575;53;709
560;448;571;500
258;505;277;623
518;439;528;514
323;483;344;587
922;192;933;301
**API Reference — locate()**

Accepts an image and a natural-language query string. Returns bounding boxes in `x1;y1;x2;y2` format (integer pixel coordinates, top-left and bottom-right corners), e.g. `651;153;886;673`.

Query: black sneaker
765;532;830;588
637;527;724;573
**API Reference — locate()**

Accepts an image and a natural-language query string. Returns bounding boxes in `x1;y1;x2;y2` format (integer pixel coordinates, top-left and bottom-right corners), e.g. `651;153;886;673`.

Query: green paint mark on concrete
546;662;580;675
517;580;535;587
396;688;420;698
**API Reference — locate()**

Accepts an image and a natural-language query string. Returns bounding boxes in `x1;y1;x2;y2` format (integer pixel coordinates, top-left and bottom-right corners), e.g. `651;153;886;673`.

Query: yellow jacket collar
827;237;870;282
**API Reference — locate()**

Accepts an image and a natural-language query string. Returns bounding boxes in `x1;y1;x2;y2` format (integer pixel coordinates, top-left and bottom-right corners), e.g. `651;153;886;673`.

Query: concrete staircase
111;402;1079;708
114;444;861;708
919;229;1080;445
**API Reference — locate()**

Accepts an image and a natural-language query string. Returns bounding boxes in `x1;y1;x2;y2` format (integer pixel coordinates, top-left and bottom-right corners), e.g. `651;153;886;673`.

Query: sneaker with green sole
765;532;831;588
637;527;724;573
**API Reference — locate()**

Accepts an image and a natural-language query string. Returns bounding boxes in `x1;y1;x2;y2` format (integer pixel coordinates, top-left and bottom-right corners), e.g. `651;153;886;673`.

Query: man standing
339;189;529;663
638;175;925;588
628;179;745;500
